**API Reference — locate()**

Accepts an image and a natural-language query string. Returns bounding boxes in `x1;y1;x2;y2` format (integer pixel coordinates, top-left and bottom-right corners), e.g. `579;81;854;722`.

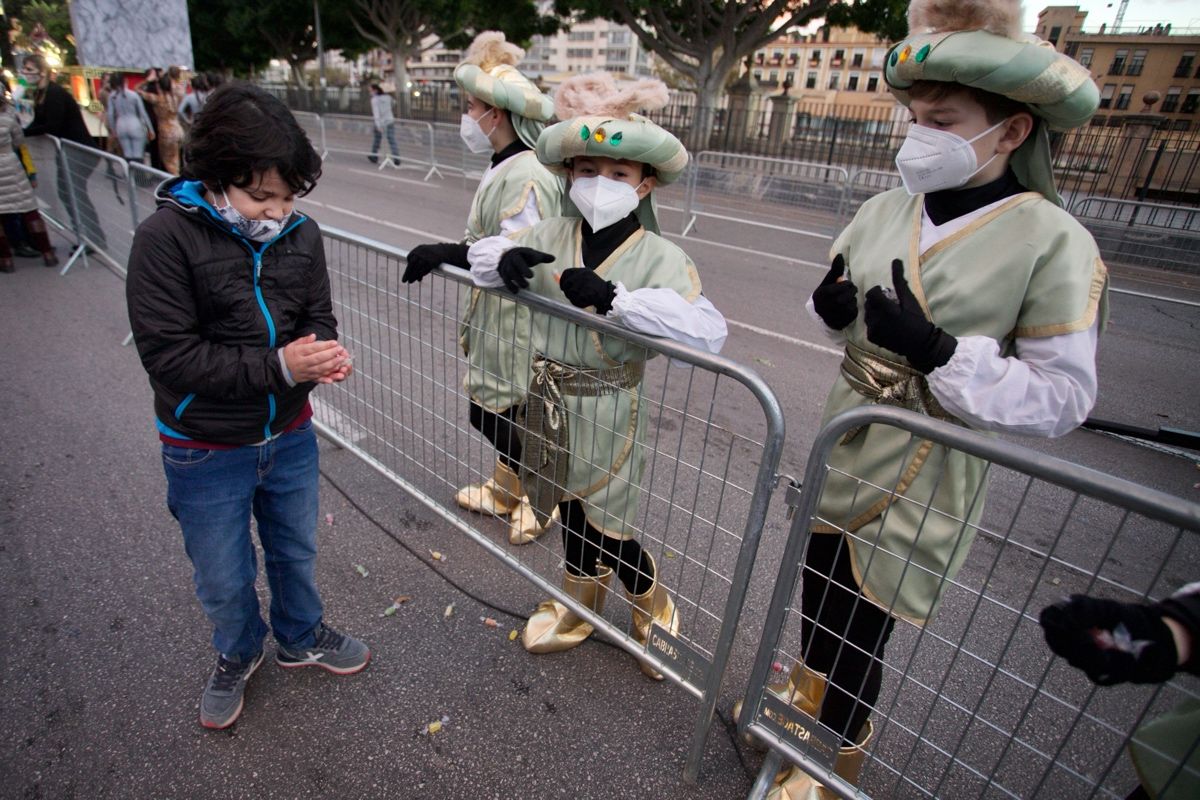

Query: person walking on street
0;84;58;271
126;83;370;730
20;54;106;250
367;84;400;166
177;73;211;130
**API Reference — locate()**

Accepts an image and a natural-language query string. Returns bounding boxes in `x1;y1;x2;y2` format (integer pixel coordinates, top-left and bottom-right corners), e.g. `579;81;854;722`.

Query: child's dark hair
183;82;322;196
907;80;1031;124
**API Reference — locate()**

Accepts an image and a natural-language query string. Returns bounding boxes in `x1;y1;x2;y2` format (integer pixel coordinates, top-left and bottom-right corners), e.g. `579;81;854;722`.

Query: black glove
497;247;555;293
403;242;470;283
863;259;957;374
812;254;858;330
1039;594;1179;686
558;268;617;315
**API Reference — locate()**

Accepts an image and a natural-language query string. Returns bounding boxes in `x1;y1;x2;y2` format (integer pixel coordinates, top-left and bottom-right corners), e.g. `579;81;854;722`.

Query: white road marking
345;167;445;188
661;231;827;270
304;196;843;357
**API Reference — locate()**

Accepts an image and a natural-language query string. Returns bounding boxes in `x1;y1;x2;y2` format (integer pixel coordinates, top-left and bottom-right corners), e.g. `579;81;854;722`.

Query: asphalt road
2;148;1197;800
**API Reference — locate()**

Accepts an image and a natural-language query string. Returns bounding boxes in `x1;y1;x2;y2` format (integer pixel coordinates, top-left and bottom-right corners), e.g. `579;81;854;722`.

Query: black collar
581;213;642;271
490;139;529;168
924;169;1027;226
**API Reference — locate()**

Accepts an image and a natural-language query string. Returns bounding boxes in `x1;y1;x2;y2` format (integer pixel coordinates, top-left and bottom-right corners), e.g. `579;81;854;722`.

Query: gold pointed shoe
522;568;613;654
767;720;874;800
733;661;828;750
628;555;679;680
454;459;520;517
509;500;557;545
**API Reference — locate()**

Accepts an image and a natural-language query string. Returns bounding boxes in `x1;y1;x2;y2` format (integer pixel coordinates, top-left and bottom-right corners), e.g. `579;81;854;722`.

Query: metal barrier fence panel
321;114;440;180
741;405;1200;800
23;135;76;244
842;169;903;229
430;121;491;184
681;151;849;244
59;139;139;277
1070;196;1200;277
292;110;328;159
315;227;785;781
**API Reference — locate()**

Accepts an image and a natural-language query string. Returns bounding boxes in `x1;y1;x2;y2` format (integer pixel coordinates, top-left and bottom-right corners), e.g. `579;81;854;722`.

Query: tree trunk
391;47;410;118
289;60;313;111
687;62;725;153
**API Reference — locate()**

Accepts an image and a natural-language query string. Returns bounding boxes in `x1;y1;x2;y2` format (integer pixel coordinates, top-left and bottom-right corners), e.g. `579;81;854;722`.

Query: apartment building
1037;5;1200;130
750;26;894;112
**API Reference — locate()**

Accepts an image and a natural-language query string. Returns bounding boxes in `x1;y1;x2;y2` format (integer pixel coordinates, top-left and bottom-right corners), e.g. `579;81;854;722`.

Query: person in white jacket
367;84;400;167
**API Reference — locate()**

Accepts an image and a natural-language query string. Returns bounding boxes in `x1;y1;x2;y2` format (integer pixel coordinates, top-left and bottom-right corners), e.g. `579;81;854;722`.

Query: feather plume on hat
553;72;669;121
463;31;525;73
907;0;1025;39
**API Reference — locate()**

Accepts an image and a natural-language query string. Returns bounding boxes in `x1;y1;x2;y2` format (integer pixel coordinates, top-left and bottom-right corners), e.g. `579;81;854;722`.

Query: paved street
2;147;1197;800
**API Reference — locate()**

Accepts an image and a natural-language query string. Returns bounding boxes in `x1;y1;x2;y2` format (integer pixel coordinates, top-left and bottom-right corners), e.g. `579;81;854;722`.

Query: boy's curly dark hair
183;82;322;196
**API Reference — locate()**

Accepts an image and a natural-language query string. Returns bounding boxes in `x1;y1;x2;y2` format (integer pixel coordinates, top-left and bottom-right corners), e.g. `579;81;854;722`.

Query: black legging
559;499;653;596
801;533;896;746
468;402;522;472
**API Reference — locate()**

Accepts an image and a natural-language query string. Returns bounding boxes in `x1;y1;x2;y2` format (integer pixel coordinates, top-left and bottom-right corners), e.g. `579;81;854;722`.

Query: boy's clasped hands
282;334;354;384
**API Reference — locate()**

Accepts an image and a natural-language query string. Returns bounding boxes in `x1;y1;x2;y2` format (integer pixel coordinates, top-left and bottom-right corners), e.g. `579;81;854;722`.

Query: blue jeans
163;421;323;662
371;123;400;159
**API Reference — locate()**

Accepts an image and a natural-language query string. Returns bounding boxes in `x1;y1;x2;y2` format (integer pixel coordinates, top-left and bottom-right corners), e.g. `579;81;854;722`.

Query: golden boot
627;554;679;681
733;661;828;750
767;720;874;800
455;458;521;517
508;500;557;545
522;567;613;654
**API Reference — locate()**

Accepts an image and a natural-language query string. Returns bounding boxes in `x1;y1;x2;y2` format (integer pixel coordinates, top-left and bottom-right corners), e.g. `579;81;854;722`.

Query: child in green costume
760;1;1108;796
401;32;565;545
467;73;727;679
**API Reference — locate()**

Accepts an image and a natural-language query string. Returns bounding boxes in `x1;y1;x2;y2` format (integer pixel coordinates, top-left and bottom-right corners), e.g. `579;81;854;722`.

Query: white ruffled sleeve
805;295;849;344
609;283;728;354
927;322;1099;438
467;235;519;289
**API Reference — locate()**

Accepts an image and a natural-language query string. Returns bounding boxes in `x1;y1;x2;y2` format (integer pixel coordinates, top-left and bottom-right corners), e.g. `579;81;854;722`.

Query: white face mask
894;119;1007;195
459;110;496;154
570;175;643;232
216;189;291;242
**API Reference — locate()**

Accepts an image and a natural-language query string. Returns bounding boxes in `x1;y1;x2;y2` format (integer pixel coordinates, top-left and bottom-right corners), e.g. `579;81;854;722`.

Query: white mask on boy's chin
894;118;1007;195
570;175;644;232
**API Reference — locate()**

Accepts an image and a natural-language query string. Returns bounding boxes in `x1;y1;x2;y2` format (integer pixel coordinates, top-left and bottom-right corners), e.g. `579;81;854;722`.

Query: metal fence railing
740;405;1200;800
1070;196;1200;277
321;114;442;181
314;229;786;781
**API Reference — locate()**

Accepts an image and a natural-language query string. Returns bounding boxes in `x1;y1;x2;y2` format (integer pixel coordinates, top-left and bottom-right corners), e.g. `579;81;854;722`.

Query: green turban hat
454;32;555;149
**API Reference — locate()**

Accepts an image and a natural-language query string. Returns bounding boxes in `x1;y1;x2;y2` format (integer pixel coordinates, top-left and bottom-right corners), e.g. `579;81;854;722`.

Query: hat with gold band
454;32;555;148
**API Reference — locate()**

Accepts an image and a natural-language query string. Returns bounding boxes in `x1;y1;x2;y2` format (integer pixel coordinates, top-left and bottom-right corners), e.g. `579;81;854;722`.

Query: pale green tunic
816;188;1109;624
460;151;563;411
511;217;703;538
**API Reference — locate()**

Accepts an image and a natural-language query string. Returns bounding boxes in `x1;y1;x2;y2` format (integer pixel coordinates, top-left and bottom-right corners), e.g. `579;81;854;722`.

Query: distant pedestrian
367;83;399;166
105;72;155;163
176;73;211;130
141;71;182;174
0;84;58;271
137;69;164;171
20;54;106;250
126;83;370;731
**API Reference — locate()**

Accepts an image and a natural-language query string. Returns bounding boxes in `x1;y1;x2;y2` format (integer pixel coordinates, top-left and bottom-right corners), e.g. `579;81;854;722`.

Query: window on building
566;48;593;59
871;48;886;68
1162;87;1182;113
607;49;629;62
769;70;779;83
772;50;783;63
805;71;817;89
1128;49;1147;76
609;31;629;45
828;72;840;90
1109;49;1128;75
1176;51;1196;78
809;50;822;64
1090;115;1107;127
851;50;864;67
832;49;845;66
1064;42;1078;58
1114;85;1133;110
567;31;595;41
1183;89;1200;114
754;70;763;82
1107;116;1124;128
785;71;795;85
1172;119;1192;131
1099;84;1115;109
847;73;860;91
1078;47;1094;68
867;74;880;92
1049;25;1062;45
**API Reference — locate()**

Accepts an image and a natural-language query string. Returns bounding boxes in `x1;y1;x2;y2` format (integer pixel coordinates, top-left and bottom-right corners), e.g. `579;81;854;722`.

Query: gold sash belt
520;356;645;523
839;342;955;443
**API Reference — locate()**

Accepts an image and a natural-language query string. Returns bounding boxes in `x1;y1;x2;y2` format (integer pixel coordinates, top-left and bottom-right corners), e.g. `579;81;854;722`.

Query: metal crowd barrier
842;168;903;223
740;405;1200;800
680;151;849;242
429;120;491;181
321;114;442;181
1070;196;1200;278
292;110;328;159
314;227;786;782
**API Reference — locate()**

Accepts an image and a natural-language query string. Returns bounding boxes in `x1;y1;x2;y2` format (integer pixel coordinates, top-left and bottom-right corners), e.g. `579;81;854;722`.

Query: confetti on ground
509;629;519;641
664;550;677;559
771;661;784;673
426;720;443;735
753;357;775;368
443;603;455;619
325;513;334;526
429;550;445;562
380;596;411;617
353;563;369;578
481;617;499;628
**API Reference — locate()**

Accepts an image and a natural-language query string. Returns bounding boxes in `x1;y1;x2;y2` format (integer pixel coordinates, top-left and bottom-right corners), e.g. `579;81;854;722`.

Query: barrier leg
747;751;784;800
680;215;698;238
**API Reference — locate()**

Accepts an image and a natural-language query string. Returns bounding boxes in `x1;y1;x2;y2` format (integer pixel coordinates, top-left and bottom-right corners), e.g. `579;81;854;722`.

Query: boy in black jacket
126;84;368;731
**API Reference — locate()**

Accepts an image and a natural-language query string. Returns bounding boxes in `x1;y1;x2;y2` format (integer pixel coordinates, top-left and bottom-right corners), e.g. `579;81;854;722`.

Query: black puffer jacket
126;177;336;445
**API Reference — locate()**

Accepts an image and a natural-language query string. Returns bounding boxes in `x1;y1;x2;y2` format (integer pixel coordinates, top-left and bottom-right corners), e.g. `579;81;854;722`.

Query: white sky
1026;1;1200;31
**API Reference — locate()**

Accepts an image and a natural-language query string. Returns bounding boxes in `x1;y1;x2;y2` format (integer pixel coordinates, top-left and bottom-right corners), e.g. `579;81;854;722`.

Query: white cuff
610;283;728;354
467;236;519;289
278;350;297;387
805;294;848;344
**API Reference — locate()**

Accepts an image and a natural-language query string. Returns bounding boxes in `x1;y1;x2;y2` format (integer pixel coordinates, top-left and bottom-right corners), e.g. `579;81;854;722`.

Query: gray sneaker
199;651;264;729
275;623;370;675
